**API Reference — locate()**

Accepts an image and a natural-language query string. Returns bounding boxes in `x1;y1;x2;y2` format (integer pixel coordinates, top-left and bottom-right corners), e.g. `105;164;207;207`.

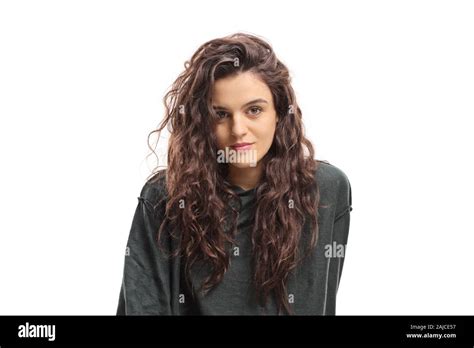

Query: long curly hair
146;32;323;315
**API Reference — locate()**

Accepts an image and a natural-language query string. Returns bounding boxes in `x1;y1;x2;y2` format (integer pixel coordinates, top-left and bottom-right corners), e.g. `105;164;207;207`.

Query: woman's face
212;71;279;169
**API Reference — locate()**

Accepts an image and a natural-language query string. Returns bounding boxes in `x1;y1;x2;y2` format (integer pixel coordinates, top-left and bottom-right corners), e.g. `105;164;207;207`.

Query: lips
230;142;254;150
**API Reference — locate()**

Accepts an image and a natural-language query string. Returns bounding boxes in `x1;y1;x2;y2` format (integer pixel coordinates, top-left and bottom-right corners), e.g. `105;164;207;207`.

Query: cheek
254;130;275;158
257;122;277;145
214;126;228;148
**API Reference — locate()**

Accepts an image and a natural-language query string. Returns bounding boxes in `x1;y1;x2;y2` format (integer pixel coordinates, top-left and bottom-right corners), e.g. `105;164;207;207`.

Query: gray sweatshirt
116;160;352;315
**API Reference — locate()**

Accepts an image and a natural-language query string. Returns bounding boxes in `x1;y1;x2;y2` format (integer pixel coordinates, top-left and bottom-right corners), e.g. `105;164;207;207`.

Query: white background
0;0;473;315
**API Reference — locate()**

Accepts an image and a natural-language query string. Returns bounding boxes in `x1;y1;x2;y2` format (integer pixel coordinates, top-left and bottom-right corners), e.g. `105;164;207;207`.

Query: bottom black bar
0;315;473;346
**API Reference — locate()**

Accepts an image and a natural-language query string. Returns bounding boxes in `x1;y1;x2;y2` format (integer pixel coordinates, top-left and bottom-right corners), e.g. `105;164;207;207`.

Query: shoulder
314;160;352;217
315;160;351;192
138;169;168;208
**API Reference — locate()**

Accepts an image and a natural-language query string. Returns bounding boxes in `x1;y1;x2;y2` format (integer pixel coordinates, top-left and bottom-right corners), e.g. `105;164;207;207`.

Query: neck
227;160;263;191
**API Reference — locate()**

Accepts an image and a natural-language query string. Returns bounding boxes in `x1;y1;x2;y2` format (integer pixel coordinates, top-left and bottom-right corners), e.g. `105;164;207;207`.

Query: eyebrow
212;98;268;110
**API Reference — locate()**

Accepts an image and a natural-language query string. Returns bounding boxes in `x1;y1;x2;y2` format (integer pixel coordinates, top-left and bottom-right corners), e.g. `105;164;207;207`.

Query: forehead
211;72;272;106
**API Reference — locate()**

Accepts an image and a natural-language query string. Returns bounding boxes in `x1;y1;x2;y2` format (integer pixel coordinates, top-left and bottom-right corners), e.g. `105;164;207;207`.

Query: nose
230;112;248;138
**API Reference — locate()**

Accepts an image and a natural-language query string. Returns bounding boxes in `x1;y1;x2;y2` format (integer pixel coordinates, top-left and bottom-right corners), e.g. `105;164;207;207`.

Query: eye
215;110;228;120
248;106;262;116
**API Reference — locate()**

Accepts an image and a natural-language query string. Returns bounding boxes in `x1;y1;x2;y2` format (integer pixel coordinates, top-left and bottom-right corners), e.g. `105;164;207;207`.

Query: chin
229;161;259;169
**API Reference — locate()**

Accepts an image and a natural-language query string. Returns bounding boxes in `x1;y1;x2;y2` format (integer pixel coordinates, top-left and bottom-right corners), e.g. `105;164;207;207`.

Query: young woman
116;32;352;316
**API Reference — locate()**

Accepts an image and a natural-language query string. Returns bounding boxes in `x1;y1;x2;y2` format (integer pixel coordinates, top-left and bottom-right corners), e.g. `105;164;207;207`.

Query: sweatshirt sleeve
116;181;173;315
333;173;352;292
